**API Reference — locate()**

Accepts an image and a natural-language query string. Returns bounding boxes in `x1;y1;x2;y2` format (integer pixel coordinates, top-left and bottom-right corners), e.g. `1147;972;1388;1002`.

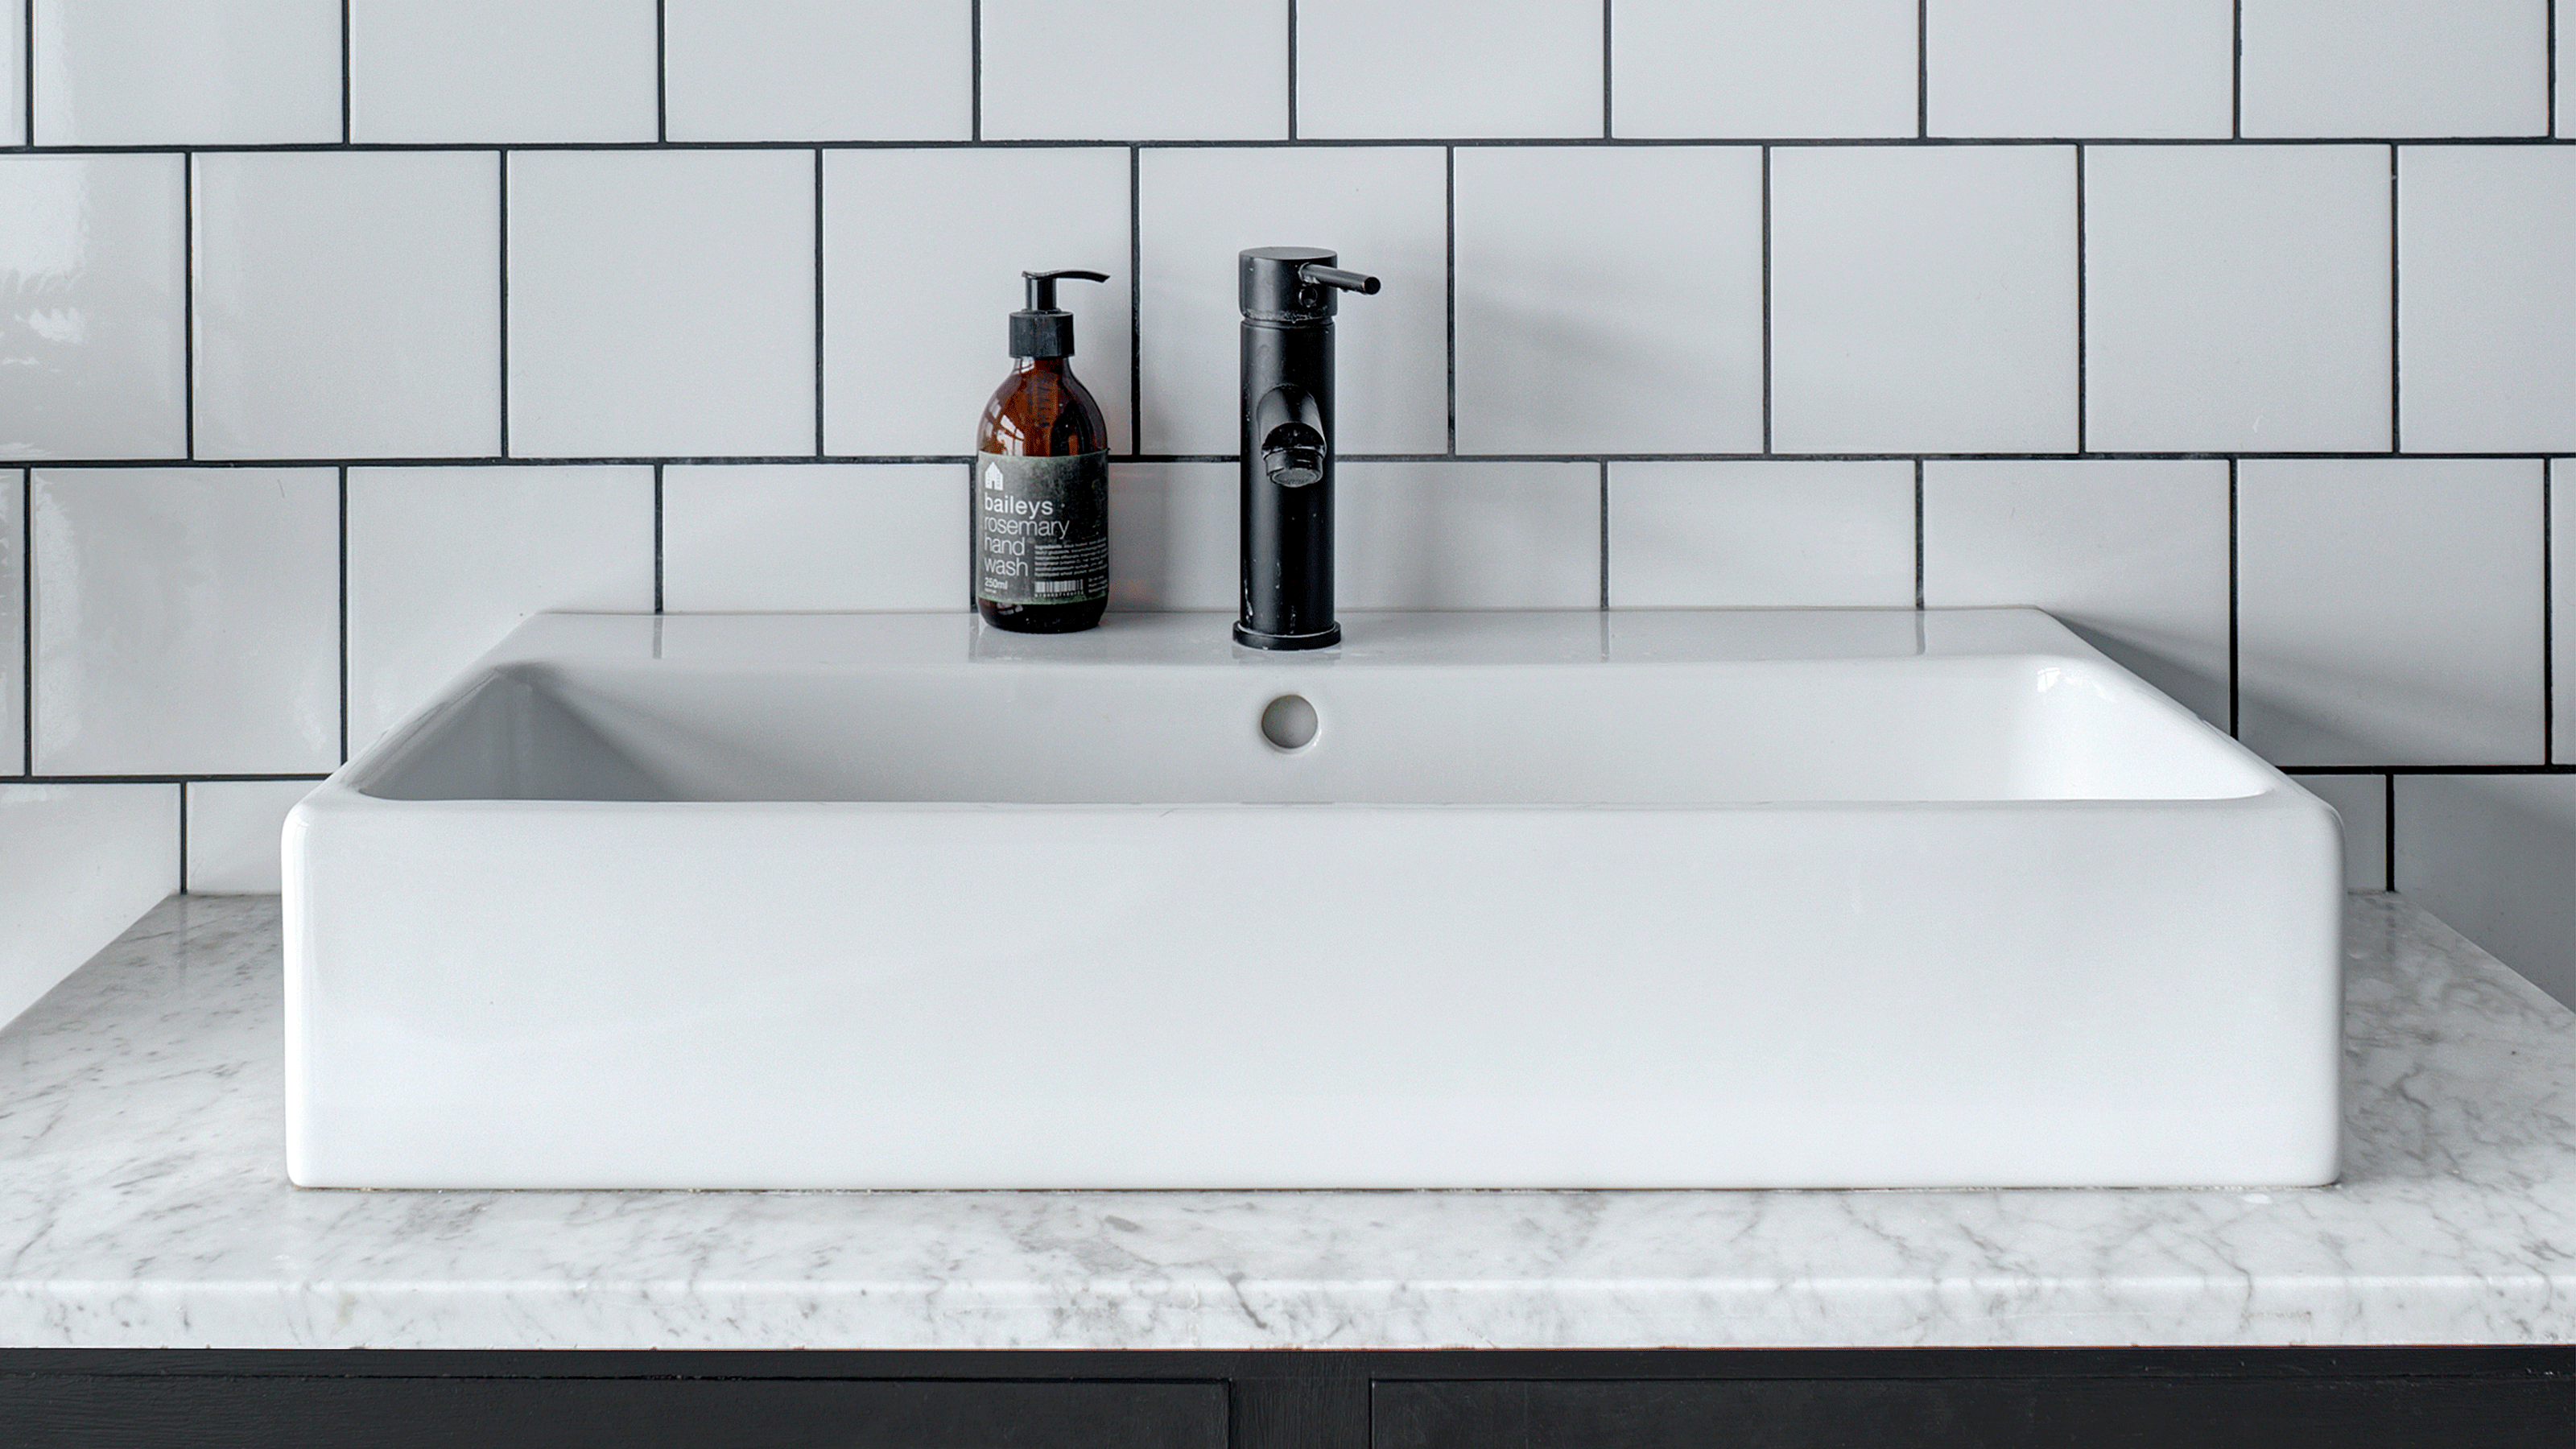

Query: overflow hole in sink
1260;693;1319;751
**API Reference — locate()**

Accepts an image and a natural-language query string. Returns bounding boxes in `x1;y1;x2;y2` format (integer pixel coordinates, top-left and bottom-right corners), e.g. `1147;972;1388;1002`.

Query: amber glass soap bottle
974;270;1112;634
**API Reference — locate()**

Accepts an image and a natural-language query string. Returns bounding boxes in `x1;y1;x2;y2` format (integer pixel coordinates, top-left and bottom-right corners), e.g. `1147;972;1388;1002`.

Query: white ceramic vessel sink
286;609;2342;1191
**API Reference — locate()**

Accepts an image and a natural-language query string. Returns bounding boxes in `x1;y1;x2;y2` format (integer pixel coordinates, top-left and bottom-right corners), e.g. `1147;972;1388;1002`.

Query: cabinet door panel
0;1377;1226;1449
1377;1377;2576;1449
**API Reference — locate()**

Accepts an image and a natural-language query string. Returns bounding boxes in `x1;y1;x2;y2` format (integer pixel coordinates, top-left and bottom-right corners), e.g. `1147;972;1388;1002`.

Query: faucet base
1232;621;1342;651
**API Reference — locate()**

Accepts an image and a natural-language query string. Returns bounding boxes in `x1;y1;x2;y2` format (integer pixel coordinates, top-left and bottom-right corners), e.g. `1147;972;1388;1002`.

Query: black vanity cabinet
6;1348;2574;1447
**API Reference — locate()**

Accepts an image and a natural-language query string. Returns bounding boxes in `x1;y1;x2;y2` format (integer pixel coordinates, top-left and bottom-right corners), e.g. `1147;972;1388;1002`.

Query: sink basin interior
355;654;2268;807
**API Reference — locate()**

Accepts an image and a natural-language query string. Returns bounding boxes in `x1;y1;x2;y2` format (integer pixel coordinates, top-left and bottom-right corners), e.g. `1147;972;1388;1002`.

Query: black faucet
1235;247;1379;651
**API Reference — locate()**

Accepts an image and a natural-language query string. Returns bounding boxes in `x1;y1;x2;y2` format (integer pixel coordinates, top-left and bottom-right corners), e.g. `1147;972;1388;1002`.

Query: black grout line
15;450;2575;469
1129;145;1142;457
2388;144;2402;453
652;464;665;613
2231;0;2244;139
968;0;980;142
497;151;510;459
19;471;30;778
175;782;187;894
1760;145;1773;455
2227;459;2242;739
1600;0;1614;139
812;148;825;457
336;466;348;765
654;0;667;144
19;774;334;785
2384;774;2398;890
1597;460;1610;609
1444;146;1457;456
1285;0;1298;140
338;0;350;145
2074;144;2087;455
1913;460;1926;609
1916;0;1929;138
8;135;2576;155
181;154;195;460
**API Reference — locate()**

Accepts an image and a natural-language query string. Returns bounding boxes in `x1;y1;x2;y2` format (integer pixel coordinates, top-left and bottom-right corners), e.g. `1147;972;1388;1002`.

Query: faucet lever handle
1298;264;1381;296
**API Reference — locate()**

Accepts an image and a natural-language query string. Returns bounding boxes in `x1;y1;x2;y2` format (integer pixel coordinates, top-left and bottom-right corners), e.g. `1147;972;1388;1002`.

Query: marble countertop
3;892;2574;1352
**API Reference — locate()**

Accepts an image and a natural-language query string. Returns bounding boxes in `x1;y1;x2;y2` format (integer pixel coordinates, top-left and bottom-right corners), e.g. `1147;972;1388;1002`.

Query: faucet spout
1236;246;1376;652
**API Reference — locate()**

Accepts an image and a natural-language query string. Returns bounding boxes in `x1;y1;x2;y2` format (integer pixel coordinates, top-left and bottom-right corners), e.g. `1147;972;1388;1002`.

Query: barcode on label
1034;579;1081;596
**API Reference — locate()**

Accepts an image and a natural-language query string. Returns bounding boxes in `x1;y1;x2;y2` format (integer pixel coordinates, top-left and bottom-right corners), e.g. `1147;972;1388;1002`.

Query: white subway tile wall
2;3;2571;1001
184;778;317;895
32;0;342;147
2239;0;2550;139
193;151;502;460
2287;772;2391;893
1926;0;2234;140
1609;460;1914;609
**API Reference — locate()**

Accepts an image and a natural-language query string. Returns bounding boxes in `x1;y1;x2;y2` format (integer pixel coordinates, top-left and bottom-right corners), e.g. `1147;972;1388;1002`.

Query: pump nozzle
1009;270;1109;358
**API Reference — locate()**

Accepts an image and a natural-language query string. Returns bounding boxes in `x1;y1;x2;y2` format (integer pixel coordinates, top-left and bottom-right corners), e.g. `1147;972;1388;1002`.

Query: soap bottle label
975;451;1108;606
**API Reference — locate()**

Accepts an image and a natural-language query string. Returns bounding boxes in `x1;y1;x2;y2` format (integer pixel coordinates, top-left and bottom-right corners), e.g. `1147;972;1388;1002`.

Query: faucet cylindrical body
1236;247;1348;650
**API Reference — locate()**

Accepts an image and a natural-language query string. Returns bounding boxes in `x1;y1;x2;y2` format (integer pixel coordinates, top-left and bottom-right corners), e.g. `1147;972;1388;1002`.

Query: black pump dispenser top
1010;269;1109;359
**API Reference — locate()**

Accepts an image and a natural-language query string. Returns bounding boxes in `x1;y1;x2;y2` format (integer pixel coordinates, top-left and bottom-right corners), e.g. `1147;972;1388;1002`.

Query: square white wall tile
1454;148;1761;454
1613;0;1918;138
507;151;815;459
1926;0;2232;138
0;155;188;460
1;471;19;776
0;784;175;1031
1922;459;2231;728
349;0;657;144
2286;772;2387;891
347;465;652;747
2394;774;2576;1010
1608;460;1913;609
1298;0;1600;139
1139;147;1447;456
2397;147;2576;452
2557;460;2574;764
32;469;337;776
665;0;971;142
32;0;341;145
1335;461;1599;610
663;464;965;612
2;4;22;147
1770;146;2078;454
195;152;501;461
824;149;1129;457
980;0;1284;141
2085;145;2390;453
2241;0;2549;138
1108;463;1236;612
2237;459;2544;767
185;778;316;895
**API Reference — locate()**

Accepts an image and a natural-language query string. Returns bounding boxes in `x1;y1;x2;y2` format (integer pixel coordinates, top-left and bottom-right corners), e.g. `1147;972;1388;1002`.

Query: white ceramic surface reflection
0;155;187;460
34;468;338;775
287;608;2343;1191
33;0;340;146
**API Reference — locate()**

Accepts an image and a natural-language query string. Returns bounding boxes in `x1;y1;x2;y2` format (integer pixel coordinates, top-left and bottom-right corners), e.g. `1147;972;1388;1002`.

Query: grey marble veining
3;893;2574;1350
